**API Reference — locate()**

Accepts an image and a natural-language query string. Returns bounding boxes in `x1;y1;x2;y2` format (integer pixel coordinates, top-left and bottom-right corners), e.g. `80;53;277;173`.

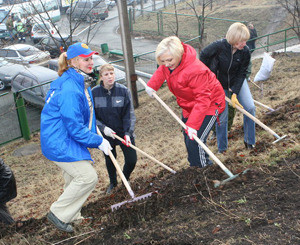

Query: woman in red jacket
145;36;225;167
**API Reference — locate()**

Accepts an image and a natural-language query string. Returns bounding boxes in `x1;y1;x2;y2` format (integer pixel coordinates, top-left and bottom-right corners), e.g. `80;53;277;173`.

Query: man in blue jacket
40;43;112;233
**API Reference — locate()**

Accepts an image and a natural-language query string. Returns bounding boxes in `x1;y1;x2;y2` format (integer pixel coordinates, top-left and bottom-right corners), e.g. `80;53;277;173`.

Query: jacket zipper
227;45;234;91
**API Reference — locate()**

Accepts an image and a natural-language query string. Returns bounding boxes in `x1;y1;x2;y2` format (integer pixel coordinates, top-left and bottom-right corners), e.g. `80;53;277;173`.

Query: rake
96;127;153;211
113;134;176;174
225;97;287;143
139;78;249;187
253;99;277;113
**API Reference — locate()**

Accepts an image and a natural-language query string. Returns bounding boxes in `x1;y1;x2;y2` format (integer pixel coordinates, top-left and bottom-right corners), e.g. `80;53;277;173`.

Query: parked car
47;54;126;86
127;0;147;5
35;35;79;58
11;66;58;107
31;21;58;44
0;57;27;90
0;44;51;66
66;0;109;22
105;0;116;9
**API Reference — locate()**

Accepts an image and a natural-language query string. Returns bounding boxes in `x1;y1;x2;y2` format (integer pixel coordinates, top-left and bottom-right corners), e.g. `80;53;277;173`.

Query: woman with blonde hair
40;42;112;233
145;36;225;168
200;22;256;153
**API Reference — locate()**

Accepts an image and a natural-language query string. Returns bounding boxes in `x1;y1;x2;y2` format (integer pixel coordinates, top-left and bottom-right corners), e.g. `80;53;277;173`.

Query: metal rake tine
111;192;153;211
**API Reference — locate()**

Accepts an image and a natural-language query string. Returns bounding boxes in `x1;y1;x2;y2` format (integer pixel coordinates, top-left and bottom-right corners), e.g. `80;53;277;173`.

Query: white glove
104;126;116;138
98;138;112;155
185;126;197;140
145;85;155;98
123;135;131;147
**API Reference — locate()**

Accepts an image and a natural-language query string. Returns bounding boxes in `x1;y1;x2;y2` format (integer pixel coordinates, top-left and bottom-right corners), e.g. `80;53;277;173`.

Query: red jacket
147;43;225;130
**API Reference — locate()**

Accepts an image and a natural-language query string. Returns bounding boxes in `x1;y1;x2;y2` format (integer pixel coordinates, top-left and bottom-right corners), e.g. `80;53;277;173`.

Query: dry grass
132;0;286;47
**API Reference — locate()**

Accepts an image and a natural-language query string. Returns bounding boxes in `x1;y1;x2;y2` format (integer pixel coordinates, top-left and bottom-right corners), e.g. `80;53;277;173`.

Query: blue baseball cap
66;42;99;60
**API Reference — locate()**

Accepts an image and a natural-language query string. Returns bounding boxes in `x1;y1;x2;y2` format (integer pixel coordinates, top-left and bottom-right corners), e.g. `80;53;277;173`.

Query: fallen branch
52;230;100;245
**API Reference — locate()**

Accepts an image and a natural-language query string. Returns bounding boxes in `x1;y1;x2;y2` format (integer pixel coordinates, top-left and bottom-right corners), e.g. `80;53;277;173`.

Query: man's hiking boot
47;211;73;233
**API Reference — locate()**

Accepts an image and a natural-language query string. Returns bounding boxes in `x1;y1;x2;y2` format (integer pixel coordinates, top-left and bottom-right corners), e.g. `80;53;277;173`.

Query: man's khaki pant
50;160;98;223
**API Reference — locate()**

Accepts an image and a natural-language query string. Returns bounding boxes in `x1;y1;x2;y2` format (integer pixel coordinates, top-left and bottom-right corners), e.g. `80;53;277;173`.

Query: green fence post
160;11;163;36
128;8;132;32
284;29;287;52
157;11;160;35
14;92;31;140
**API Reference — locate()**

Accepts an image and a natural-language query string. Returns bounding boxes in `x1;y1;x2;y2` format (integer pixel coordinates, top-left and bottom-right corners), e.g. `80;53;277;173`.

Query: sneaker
106;183;117;194
244;141;255;149
47;211;74;233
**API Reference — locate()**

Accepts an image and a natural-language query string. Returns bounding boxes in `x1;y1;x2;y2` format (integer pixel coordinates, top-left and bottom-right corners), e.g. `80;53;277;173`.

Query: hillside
0;49;299;244
0;0;300;243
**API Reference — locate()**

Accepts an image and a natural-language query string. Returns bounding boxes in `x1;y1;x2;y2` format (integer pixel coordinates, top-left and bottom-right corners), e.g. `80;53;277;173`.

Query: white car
0;44;51;66
31;21;58;44
47;54;126;86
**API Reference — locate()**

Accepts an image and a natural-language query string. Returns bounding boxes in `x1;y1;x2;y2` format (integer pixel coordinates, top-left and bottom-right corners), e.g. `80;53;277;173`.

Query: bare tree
186;0;216;48
276;0;300;40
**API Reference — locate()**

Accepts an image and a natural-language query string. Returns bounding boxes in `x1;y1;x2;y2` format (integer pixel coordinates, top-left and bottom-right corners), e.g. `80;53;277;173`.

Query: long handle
96;127;135;199
253;99;275;112
113;134;176;174
139;78;235;178
249;79;261;90
225;96;281;139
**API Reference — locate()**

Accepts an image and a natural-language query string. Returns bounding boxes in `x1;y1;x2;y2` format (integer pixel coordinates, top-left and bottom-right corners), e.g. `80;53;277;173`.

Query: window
0;50;18;58
22;76;33;88
14;75;24;87
18;47;37;57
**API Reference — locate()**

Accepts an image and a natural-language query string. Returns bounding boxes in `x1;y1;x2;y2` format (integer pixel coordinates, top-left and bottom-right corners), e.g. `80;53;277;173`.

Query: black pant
104;139;137;185
0;203;14;225
183;113;218;168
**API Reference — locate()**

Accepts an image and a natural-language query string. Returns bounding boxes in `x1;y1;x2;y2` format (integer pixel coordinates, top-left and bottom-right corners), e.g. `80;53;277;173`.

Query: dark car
11;66;58;107
127;0;147;5
35;35;79;58
66;0;109;22
0;57;27;90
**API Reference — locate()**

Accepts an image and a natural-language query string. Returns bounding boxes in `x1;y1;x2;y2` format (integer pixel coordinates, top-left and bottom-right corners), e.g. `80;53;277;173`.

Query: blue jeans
216;80;256;152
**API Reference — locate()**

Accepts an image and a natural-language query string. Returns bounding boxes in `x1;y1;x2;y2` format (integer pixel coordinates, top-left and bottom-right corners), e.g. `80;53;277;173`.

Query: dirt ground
0;50;299;244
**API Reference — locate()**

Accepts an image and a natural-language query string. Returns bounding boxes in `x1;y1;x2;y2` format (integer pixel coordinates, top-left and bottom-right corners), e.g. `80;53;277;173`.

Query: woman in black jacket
200;22;256;153
0;158;17;225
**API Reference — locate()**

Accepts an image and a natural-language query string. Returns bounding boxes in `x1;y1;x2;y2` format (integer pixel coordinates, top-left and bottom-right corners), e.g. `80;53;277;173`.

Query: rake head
111;192;154;211
213;169;250;188
272;135;287;144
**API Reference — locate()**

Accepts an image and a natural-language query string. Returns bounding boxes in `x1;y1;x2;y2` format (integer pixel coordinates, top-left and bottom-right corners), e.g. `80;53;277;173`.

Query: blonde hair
155;36;184;65
98;63;114;76
97;63;115;83
58;52;72;76
226;22;250;45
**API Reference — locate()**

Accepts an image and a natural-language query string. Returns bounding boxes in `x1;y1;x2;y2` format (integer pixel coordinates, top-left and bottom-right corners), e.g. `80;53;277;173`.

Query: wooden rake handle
138;78;234;178
96;127;135;199
113;134;176;174
225;96;281;139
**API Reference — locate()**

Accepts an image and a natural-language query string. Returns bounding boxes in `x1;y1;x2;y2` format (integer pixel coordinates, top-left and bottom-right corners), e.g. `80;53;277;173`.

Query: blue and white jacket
40;68;103;162
92;82;136;145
